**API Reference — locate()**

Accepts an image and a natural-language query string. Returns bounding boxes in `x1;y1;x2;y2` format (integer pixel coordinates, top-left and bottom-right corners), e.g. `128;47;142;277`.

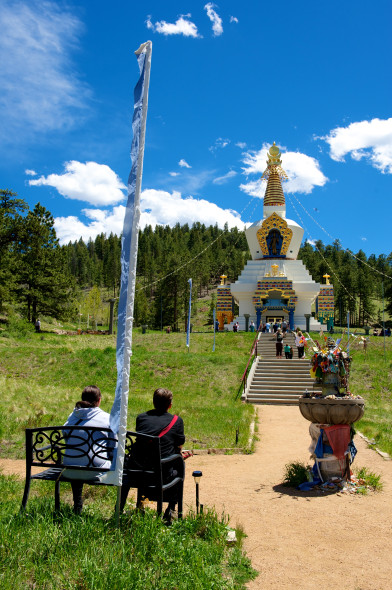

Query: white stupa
229;143;322;331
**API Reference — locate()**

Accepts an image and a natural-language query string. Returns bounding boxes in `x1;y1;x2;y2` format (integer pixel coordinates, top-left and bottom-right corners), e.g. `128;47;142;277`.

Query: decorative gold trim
256;212;293;256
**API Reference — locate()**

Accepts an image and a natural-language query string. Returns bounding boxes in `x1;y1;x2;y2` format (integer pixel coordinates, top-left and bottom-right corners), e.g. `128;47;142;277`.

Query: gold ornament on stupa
261;143;288;207
261;143;289;182
220;275;227;285
323;273;331;285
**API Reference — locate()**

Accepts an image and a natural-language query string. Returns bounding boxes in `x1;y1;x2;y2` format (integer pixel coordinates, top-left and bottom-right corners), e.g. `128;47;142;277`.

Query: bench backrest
25;426;118;472
124;430;162;473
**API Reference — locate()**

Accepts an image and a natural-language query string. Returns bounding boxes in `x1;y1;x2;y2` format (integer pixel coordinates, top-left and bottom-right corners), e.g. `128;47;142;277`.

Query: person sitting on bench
63;385;115;513
120;387;185;522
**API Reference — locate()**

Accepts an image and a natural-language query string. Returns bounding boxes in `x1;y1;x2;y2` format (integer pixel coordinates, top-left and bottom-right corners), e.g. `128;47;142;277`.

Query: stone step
245;338;316;405
248;391;301;401
249;381;310;387
253;369;312;376
245;396;300;405
248;386;309;394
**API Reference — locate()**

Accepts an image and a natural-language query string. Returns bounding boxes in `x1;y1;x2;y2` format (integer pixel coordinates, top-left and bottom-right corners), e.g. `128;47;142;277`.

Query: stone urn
298;397;365;425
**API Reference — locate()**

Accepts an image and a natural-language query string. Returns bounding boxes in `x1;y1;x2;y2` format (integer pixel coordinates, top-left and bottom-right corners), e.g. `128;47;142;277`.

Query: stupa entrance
266;316;285;324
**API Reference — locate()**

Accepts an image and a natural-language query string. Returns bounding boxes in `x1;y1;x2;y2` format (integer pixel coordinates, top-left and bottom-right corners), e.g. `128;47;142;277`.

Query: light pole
192;470;203;514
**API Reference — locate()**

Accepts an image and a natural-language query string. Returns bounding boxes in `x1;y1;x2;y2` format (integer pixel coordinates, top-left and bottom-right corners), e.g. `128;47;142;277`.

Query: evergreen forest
1;188;392;330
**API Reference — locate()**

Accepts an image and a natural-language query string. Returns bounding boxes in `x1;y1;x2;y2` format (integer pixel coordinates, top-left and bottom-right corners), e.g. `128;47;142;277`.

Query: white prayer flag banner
101;41;152;486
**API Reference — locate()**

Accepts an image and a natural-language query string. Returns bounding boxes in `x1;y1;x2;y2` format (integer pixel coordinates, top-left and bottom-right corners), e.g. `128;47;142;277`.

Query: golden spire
262;143;288;207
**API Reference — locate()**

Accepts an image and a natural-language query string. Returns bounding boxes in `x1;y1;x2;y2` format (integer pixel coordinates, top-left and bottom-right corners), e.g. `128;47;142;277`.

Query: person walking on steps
275;329;284;358
295;331;306;359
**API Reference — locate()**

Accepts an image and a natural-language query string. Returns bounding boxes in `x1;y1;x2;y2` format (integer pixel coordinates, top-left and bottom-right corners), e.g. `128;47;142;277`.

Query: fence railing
236;330;260;400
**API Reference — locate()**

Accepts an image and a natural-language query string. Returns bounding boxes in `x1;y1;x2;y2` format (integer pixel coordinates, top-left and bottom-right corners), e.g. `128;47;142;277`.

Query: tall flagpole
104;42;152;498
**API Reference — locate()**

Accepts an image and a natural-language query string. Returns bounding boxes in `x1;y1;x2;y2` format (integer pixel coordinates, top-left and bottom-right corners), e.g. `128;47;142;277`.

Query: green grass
308;331;392;457
355;466;383;492
0;327;256;458
0;474;257;589
282;462;310;487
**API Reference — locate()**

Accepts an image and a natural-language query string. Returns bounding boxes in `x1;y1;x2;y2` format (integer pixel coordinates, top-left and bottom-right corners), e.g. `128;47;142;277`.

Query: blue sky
1;0;391;256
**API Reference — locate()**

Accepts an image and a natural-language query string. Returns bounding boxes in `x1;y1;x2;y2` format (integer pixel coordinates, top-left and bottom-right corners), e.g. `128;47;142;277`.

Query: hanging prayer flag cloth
100;41;152;487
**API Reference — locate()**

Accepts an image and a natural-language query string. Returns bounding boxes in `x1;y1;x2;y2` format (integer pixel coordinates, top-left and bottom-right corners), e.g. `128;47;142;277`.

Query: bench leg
20;478;31;511
55;480;60;511
115;487;121;527
177;483;184;519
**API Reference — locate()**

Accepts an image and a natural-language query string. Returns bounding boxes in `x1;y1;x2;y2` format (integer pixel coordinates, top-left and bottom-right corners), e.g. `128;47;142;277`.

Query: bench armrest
160;453;183;464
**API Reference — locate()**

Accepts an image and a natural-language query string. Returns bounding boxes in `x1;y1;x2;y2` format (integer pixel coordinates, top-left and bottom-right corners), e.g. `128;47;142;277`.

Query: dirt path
2;406;392;589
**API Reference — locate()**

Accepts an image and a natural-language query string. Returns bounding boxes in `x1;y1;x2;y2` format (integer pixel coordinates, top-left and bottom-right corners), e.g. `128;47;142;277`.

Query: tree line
63;222;250;330
298;239;392;327
1;188;392;329
0;189;74;323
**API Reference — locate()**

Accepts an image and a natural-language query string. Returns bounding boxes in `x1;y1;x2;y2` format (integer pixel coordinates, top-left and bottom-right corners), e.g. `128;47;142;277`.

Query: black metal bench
21;426;184;518
21;425;117;512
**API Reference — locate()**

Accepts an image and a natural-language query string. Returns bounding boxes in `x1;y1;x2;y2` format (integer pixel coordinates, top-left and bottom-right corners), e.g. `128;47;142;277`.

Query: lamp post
192;470;203;514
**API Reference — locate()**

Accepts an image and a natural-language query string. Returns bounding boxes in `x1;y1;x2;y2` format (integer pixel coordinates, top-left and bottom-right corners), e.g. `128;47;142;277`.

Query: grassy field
0;321;256;458
308;330;392;456
0;320;258;589
0;474;257;589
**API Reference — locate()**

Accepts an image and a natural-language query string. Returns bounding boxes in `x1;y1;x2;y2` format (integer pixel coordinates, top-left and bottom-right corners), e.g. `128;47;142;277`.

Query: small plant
283;461;310;487
355;466;383;492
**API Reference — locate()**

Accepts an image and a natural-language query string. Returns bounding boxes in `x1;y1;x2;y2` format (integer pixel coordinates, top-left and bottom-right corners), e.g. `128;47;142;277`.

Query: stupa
228;143;324;331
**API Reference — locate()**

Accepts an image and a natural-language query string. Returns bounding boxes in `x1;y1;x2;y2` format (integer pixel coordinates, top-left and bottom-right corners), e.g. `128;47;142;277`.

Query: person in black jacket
120;388;185;521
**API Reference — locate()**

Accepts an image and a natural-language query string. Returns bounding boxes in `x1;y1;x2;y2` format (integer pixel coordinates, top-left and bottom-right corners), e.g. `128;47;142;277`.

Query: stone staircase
244;332;320;405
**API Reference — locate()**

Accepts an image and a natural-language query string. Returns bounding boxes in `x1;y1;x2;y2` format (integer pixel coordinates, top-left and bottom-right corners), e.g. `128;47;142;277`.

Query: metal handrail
236;330;260;400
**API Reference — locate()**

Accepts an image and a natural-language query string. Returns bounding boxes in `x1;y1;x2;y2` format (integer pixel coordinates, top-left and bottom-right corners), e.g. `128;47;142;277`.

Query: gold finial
271;264;279;277
261;142;288;182
220;275;227;285
323;274;331;285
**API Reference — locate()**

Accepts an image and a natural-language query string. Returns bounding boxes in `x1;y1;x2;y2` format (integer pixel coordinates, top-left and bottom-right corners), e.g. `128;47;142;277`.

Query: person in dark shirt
120;388;185;520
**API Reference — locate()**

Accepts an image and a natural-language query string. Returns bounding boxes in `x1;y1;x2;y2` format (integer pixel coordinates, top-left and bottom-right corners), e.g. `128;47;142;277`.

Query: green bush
283;462;310;487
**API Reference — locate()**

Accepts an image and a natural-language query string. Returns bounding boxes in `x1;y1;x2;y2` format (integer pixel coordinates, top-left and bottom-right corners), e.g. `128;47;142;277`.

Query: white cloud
54;189;245;244
322;118;392;174
213;170;237;184
29;161;126;206
169;172;180;177
236;142;247;149
240;143;328;196
230;16;239;23
146;15;200;38
25;169;37;176
179;159;192;168
54;205;126;244
0;0;89;140
209;137;230;152
204;3;223;36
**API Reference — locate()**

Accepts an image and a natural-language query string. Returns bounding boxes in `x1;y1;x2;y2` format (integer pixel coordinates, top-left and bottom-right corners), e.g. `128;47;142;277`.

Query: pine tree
15;203;75;322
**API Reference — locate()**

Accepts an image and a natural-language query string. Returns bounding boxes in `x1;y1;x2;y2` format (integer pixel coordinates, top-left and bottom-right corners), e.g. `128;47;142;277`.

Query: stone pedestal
299;397;365;425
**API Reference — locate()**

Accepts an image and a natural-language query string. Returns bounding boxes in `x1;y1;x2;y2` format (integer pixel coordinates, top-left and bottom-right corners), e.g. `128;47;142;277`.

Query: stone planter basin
299;397;365;425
